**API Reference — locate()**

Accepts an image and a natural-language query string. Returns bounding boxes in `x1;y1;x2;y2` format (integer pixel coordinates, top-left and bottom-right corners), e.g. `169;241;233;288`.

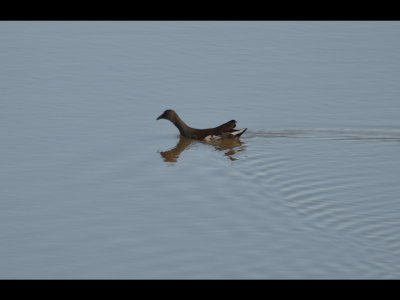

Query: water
1;21;400;279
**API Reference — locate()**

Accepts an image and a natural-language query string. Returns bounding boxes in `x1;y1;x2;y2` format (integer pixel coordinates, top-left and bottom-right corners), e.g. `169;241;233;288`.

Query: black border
1;2;400;21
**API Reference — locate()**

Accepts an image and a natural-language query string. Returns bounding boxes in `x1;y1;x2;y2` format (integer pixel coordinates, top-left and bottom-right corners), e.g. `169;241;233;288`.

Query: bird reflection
208;138;247;161
159;135;194;163
159;135;246;163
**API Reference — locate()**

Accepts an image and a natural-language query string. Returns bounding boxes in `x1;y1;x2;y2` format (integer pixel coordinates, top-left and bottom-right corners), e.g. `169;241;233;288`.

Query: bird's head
156;109;176;121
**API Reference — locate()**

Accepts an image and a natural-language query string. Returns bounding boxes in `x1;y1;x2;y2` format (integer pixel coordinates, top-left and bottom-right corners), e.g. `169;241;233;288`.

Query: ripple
227;129;400;277
246;128;400;142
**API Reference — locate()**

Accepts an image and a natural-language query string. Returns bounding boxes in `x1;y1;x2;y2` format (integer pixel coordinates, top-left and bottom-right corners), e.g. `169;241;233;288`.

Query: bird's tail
231;128;247;138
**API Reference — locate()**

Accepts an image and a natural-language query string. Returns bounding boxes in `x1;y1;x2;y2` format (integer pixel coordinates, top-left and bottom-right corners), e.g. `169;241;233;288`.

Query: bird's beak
156;113;164;120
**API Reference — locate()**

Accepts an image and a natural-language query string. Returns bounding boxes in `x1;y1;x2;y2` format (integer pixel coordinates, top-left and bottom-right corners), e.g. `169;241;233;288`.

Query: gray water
1;21;400;279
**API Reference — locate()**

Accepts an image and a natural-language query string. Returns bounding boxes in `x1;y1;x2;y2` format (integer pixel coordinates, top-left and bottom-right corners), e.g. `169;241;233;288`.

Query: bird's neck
171;114;193;137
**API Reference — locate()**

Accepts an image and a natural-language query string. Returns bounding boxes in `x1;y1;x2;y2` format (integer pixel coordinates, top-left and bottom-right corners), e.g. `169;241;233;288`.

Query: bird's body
156;109;247;140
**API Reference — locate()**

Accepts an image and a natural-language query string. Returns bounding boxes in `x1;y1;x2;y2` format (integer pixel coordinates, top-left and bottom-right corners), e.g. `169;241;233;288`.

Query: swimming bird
156;109;247;141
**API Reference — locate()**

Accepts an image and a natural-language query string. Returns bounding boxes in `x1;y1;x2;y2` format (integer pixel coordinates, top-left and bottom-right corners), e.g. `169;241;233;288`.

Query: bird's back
189;120;237;140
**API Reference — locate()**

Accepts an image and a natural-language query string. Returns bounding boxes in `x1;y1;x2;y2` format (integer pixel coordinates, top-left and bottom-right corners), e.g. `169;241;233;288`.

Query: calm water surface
1;21;400;278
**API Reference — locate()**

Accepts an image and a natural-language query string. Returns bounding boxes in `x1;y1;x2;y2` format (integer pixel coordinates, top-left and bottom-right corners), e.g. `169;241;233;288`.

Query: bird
156;109;247;141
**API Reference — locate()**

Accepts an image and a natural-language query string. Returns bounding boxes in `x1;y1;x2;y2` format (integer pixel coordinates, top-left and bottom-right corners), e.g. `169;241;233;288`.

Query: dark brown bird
156;109;247;141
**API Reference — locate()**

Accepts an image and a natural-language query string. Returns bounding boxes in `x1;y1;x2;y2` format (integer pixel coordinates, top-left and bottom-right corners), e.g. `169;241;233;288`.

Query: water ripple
246;128;400;142
227;128;400;277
